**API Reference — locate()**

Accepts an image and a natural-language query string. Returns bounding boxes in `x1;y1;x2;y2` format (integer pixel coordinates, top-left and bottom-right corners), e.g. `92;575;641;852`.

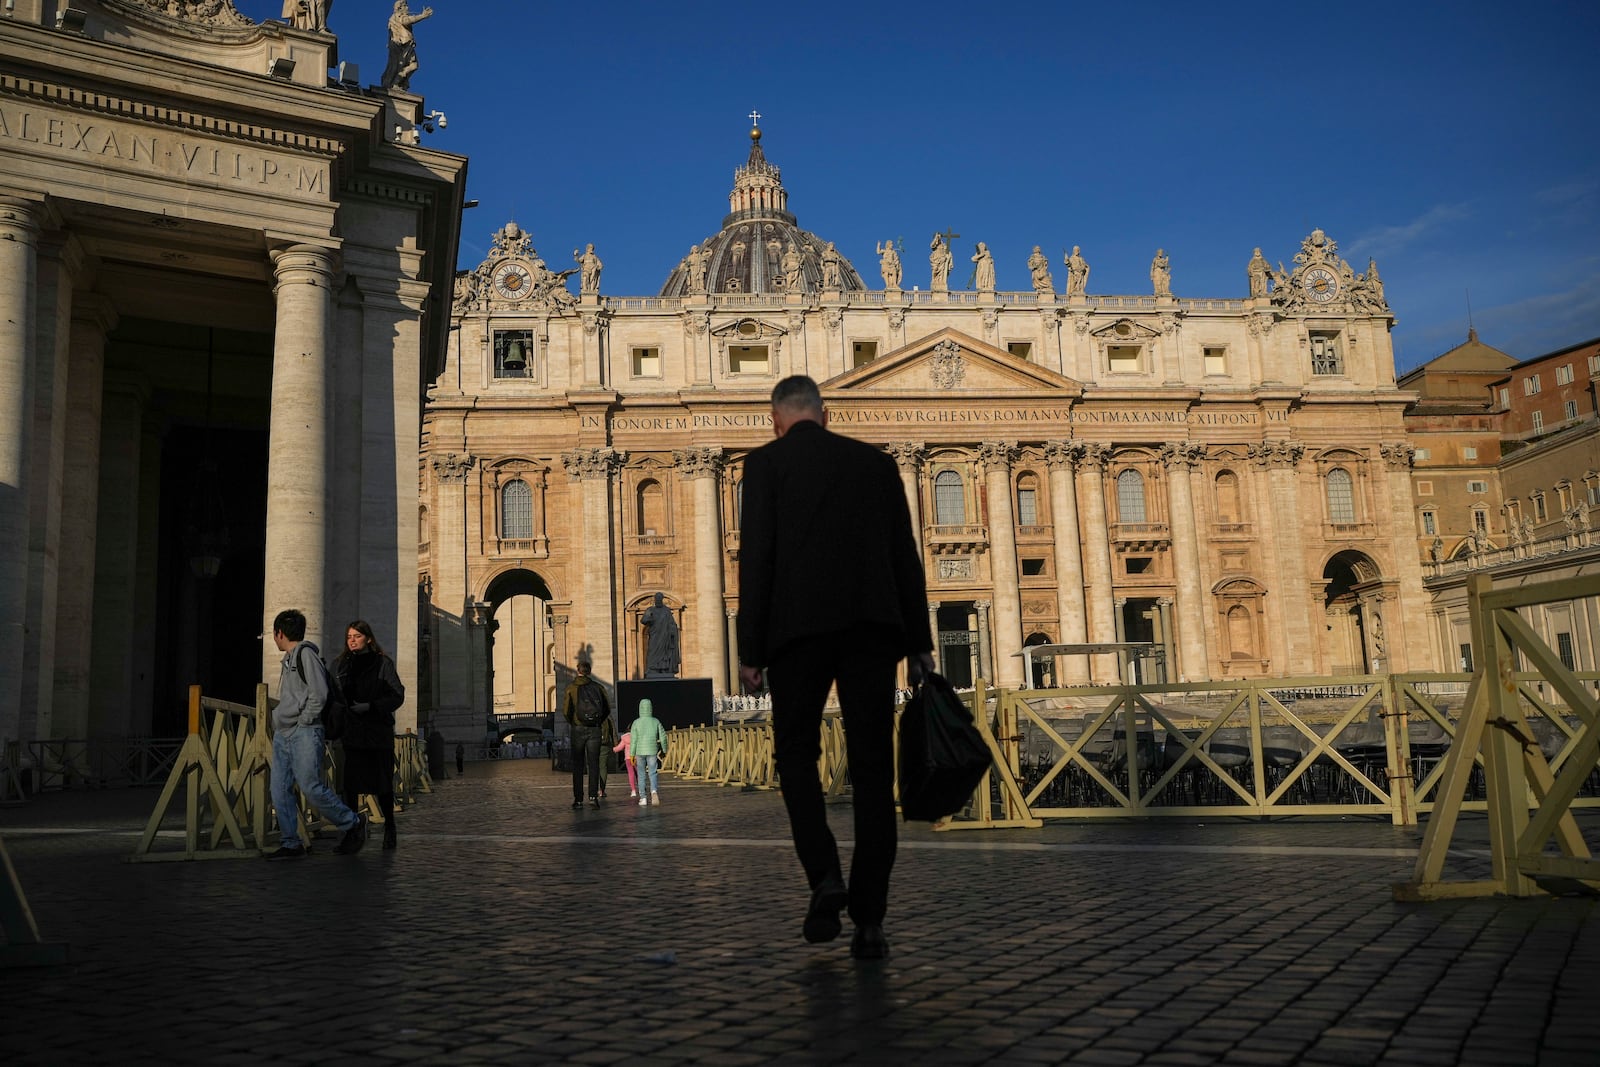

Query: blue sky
245;1;1600;373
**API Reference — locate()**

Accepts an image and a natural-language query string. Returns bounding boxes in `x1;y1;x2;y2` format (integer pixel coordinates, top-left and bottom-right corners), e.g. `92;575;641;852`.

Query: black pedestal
616;678;715;731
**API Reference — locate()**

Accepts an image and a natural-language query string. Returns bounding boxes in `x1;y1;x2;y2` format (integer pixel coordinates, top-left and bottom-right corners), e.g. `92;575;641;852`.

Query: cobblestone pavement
3;759;1598;1066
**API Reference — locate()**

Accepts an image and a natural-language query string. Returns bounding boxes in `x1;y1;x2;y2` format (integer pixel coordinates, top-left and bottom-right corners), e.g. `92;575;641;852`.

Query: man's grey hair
771;375;823;414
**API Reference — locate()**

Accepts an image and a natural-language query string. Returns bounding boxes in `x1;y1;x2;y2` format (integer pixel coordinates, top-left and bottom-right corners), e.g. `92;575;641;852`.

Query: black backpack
573;681;608;727
293;646;351;741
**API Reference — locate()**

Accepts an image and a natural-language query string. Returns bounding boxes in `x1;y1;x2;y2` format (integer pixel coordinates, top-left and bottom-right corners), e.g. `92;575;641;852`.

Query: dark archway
482;569;557;728
1322;550;1383;674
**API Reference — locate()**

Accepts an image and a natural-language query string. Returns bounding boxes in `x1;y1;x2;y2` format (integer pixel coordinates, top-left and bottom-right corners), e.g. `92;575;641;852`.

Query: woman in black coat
335;620;406;849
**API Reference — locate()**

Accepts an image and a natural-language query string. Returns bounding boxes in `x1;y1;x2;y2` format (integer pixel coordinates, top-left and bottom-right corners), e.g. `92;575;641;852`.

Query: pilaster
1077;443;1118;680
1160;442;1208;680
1044;441;1089;683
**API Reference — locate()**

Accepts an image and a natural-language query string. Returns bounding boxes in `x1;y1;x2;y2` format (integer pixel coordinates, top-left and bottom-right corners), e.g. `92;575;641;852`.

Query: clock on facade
492;262;533;299
1303;266;1338;303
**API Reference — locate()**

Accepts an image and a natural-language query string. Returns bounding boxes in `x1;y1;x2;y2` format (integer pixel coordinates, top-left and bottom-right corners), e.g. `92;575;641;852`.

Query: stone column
1157;598;1176;683
87;377;147;737
50;298;116;740
1160;442;1208;681
725;608;739;694
1378;442;1431;672
427;450;475;739
676;447;727;696
886;442;925;558
1077;444;1118;680
974;599;992;682
563;447;625;685
1251;441;1311;672
262;244;336;685
927;600;940;672
1044;441;1089;683
0;197;42;745
22;233;84;745
978;441;1023;687
466;600;493;743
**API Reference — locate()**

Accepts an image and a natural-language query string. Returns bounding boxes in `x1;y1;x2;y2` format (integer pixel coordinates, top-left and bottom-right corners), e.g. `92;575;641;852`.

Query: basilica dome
659;128;865;298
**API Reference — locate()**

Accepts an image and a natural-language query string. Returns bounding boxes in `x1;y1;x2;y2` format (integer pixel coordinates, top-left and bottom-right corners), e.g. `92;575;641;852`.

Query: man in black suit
737;375;934;960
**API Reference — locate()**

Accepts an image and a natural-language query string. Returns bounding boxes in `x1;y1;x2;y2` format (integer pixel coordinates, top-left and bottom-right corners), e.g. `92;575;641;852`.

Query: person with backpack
628;698;668;806
561;655;611;809
267;608;367;859
334;620;406;850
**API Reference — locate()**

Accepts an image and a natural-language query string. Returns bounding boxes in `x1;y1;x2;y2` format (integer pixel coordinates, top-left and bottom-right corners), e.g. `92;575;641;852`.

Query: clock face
493;263;533;300
1304;266;1338;303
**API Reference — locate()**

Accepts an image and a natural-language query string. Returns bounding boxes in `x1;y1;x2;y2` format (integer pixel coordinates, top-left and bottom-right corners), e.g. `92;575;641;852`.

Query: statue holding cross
930;228;958;292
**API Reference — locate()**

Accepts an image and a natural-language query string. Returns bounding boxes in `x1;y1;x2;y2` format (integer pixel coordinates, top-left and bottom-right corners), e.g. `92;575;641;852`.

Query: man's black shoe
589;797;601;809
572;798;583;808
802;875;849;943
850;924;890;960
265;845;306;860
333;814;367;855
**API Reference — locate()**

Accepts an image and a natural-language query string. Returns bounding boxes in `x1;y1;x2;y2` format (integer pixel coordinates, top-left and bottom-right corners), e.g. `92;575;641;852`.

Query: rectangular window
1125;557;1152;575
1555;364;1574;386
1524;375;1542;395
1557;632;1575;671
1006;341;1033;359
1309;331;1343;375
631;346;660;378
1467;480;1488;495
1421;512;1436;535
1460;643;1473;672
1534;495;1547;521
1472;510;1487;533
1016;488;1037;526
729;344;769;374
1416;480;1433;495
1414;448;1431;461
1107;344;1142;373
1590;354;1600;376
493;329;536;379
1589;483;1600;506
1497;387;1510;409
1203;346;1227;376
1021;558;1046;576
1462;446;1477;460
1531;410;1544;433
851;340;878;368
1566;399;1579;421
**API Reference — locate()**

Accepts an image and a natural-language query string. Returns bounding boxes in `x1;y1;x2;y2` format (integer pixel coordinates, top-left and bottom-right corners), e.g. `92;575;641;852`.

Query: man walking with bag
737;376;934;960
562;655;611;809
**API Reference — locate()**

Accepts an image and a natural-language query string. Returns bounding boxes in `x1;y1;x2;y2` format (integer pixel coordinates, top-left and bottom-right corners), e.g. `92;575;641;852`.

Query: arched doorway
1023;631;1054;689
1322;550;1384;674
483;569;557;742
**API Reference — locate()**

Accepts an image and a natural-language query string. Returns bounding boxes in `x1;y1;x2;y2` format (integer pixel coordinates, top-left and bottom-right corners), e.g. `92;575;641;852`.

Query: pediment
825;328;1083;396
1089;318;1161;342
710;317;787;340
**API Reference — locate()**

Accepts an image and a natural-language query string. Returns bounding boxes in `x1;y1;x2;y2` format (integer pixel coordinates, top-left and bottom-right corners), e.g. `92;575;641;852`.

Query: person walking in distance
334;620;405;850
628;698;668;806
562;656;611;809
737;376;934;960
267;609;368;859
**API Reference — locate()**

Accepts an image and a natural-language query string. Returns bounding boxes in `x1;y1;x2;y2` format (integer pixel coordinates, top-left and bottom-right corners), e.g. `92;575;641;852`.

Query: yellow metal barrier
1398;573;1600;900
666;663;1600;831
130;685;269;862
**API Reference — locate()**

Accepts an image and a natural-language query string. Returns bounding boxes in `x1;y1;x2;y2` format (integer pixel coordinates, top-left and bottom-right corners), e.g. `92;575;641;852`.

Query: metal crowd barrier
664;666;1600;831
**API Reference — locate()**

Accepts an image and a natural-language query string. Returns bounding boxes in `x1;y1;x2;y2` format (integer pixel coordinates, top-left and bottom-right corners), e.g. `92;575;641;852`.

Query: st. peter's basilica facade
423;127;1427;739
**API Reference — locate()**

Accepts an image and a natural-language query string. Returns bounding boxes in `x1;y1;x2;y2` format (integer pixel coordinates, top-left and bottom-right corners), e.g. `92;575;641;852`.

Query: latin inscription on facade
0;102;328;199
590;407;1285;431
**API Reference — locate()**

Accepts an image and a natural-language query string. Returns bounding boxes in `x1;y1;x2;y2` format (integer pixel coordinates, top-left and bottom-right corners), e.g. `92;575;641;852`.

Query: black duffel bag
897;672;991;822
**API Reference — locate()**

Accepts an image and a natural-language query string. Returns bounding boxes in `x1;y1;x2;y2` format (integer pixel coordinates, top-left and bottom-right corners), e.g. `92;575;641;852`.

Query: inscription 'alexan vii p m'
0;102;327;198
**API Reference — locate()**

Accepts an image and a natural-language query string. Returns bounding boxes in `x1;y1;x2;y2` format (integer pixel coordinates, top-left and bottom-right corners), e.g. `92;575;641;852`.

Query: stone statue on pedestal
1027;246;1053;294
876;240;902;290
971;242;995;291
281;0;331;31
929;233;953;292
1064;246;1089;297
1247;248;1270;298
641;593;680;679
574;243;602;294
1150;249;1172;298
381;1;433;92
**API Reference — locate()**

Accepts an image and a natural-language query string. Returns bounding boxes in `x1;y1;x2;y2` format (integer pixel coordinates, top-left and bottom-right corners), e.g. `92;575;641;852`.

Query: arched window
636;479;664;536
1015;472;1039;526
1214;470;1241;524
934;470;965;525
501;480;532;539
1116;469;1146;523
1226;605;1254;660
1325;468;1355;524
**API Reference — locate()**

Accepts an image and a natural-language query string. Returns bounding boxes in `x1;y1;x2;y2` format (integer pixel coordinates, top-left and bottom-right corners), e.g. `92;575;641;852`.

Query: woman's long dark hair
337;619;386;668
